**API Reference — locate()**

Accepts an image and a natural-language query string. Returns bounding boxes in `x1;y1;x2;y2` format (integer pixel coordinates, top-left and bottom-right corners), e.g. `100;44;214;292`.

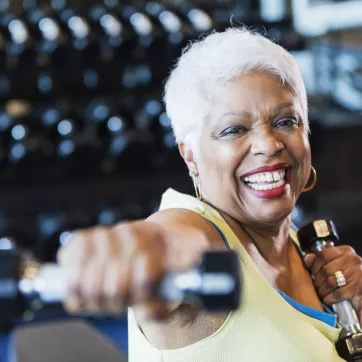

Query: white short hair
163;27;308;149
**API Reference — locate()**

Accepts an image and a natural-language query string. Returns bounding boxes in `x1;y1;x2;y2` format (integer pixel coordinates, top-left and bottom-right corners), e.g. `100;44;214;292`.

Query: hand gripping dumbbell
298;220;362;361
0;248;241;323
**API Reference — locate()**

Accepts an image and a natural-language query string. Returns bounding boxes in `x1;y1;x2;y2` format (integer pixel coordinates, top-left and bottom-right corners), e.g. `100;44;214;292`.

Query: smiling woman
56;26;360;362
126;27;346;361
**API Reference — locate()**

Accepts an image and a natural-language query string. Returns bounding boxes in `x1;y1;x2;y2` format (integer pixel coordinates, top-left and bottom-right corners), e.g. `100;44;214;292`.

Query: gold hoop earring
192;175;202;200
302;166;317;192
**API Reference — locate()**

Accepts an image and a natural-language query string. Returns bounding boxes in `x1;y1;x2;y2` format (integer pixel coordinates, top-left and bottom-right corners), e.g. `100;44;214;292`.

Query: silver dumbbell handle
19;260;237;306
311;240;362;336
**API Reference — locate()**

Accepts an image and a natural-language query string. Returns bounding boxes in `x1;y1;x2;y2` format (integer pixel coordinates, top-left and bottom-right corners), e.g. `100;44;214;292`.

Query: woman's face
196;71;311;227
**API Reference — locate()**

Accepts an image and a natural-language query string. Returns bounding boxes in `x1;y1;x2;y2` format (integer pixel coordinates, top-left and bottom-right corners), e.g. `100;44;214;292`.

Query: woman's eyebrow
217;110;253;122
217;102;295;123
270;102;295;116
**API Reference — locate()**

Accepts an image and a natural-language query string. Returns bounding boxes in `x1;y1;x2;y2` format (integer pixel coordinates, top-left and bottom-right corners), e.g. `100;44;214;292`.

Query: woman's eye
275;118;299;128
220;126;247;137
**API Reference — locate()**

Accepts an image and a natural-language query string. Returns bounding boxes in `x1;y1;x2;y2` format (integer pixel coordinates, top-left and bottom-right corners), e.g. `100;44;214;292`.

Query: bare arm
135;208;225;347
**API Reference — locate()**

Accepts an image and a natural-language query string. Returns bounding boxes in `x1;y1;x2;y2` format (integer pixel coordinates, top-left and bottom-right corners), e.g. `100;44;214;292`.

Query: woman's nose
250;131;284;157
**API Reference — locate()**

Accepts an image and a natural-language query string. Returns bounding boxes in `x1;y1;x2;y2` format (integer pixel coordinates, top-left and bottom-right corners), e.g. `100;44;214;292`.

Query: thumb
303;253;316;269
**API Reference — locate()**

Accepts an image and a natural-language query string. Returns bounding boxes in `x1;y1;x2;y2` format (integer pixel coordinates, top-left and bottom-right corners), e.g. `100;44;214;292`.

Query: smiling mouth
242;168;290;191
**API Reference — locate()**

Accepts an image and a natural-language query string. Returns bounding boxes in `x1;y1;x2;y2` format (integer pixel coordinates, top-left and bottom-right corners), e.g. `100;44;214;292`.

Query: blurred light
11;125;27;141
0;0;9;12
130;13;153;36
145;100;162;116
74;38;88;50
334;77;362;111
136;65;152;84
187;9;212;31
122;70;137;88
100;14;123;37
40;216;61;237
291;206;304;227
39;18;61;42
94;104;110;121
104;0;119;7
168;32;183;45
145;2;163;16
51;0;66;11
19;279;32;294
159;112;171;128
60;9;75;23
260;0;286;22
0;75;10;95
109;135;127;155
84;69;99;88
57;120;73;136
336;53;360;71
0;237;15;250
42;108;60;126
164;132;176;148
68;16;90;39
59;231;72;246
107;116;124;132
28;9;44;24
0;113;11;130
22;0;37;10
38;73;53;93
99;209;117;225
292;0;362;36
291;50;316;94
108;37;122;47
9;19;29;44
159;11;181;33
10;143;26;161
6;100;31;118
58;139;75;157
89;6;106;20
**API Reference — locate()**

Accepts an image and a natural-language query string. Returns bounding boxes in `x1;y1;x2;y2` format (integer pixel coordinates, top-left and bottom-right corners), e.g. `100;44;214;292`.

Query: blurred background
0;0;361;359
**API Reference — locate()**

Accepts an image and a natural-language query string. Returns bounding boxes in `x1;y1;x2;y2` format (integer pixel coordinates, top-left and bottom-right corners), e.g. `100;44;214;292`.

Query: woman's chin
249;202;294;226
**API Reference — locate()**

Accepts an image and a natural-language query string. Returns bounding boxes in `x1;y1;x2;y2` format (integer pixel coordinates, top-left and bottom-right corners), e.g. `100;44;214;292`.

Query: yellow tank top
128;188;345;362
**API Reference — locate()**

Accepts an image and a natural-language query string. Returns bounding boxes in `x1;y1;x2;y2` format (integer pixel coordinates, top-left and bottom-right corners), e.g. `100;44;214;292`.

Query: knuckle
319;265;328;278
326;276;336;289
343;245;355;255
319;252;329;263
114;223;143;249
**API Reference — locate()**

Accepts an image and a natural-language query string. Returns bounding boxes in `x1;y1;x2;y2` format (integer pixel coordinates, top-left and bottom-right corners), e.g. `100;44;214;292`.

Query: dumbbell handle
20;260;237;304
309;240;362;336
16;250;241;315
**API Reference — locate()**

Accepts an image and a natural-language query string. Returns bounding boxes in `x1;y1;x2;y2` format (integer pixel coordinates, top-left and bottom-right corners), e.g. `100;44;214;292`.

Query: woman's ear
179;142;198;176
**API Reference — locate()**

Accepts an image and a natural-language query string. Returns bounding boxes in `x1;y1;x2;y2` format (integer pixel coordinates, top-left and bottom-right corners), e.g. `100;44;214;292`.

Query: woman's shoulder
147;207;224;249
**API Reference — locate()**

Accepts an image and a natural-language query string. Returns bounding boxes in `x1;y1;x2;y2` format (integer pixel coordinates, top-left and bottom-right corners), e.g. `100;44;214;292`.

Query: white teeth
248;178;285;190
273;171;281;181
243;169;287;183
265;173;273;182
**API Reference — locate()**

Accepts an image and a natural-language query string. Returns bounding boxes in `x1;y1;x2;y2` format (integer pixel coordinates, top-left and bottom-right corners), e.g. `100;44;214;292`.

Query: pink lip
242;163;291;178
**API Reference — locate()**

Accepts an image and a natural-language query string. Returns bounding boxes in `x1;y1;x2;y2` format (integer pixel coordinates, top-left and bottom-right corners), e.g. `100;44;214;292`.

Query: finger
57;226;106;267
102;258;129;315
308;247;347;277
64;266;83;314
303;253;316;269
313;255;351;288
323;277;359;306
79;259;107;313
317;273;344;299
130;244;166;304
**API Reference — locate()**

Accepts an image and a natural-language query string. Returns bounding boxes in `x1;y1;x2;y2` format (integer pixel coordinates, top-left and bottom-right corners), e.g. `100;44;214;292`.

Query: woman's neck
222;212;294;270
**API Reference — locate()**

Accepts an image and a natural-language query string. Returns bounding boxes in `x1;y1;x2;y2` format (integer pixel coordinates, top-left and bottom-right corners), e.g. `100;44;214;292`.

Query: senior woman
58;27;362;361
